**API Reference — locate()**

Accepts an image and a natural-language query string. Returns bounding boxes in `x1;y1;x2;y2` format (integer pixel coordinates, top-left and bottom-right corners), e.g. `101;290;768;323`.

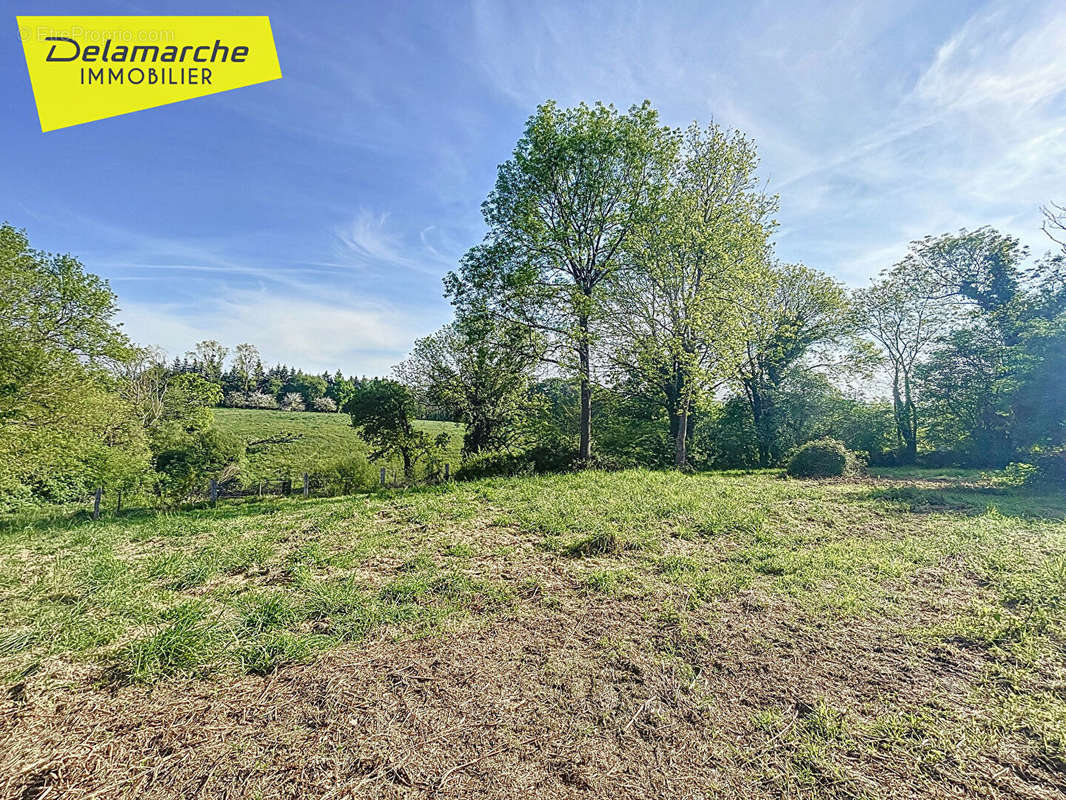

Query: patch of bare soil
2;594;1062;799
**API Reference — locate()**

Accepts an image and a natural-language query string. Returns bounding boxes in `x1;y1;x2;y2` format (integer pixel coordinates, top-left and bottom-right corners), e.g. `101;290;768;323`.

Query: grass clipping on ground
1;469;1064;798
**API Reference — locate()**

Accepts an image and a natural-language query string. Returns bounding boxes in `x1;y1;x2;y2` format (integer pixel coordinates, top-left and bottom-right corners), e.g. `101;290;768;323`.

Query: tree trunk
675;402;689;468
669;406;696;452
757;441;771;469
666;362;692;445
749;383;772;468
578;314;592;462
900;369;917;464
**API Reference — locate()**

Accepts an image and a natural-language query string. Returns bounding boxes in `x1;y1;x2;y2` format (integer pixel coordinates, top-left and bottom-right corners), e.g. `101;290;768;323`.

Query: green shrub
986;462;1038;487
0;471;33;515
456;451;535;480
1033;447;1066;486
323;453;376;493
455;445;575;480
987;448;1066;488
154;426;246;501
786;438;860;478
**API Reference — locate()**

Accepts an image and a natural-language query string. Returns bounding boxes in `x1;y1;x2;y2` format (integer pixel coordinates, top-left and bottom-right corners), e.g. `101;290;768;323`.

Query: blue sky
5;0;1066;375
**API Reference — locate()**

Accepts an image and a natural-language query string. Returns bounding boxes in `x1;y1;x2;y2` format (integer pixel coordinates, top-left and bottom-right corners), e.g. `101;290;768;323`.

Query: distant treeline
167;341;364;414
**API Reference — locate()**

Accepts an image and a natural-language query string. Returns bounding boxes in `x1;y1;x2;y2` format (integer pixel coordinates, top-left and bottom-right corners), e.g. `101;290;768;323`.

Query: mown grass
213;407;463;483
1;468;1064;789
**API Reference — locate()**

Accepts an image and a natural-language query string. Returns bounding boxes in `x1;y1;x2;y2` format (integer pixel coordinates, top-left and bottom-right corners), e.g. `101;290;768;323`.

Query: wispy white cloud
39;209;452;373
914;4;1066;113
334;208;455;277
336;209;407;264
763;0;1066;281
118;290;448;376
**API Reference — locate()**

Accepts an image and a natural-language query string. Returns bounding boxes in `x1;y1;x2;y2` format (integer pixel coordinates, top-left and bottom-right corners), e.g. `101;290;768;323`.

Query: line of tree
3;100;1063;512
857;224;1065;466
167;340;369;414
396;100;1065;477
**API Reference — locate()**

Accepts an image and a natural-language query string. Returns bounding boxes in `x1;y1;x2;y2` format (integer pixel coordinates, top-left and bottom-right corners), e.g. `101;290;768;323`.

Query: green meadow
212;407;463;483
2;469;1063;797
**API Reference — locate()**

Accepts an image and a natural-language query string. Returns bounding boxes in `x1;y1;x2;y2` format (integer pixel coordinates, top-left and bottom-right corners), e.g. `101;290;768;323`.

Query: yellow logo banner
18;16;282;132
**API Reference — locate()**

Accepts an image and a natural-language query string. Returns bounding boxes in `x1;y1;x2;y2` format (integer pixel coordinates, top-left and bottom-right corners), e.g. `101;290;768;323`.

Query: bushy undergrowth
320;454;377;494
1032;447;1066;485
454;445;576;480
986;447;1066;488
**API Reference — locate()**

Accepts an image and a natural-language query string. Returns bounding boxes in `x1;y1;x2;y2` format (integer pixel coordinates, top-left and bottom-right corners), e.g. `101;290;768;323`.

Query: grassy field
213;407;464;483
1;469;1064;798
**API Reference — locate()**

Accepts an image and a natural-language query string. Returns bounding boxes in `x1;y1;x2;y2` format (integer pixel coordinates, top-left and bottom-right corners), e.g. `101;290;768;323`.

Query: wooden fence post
92;487;102;520
444;463;450;481
379;467;386;487
303;473;310;498
116;489;122;514
258;480;263;498
209;479;218;507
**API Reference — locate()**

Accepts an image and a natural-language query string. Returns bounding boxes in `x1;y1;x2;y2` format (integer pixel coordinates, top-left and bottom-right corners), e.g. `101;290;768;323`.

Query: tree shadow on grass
0;481;468;534
862;484;1066;521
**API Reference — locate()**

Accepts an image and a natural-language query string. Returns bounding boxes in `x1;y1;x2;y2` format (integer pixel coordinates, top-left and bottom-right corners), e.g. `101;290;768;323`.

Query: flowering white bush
224;390;279;409
311;396;338;412
281;392;305;411
246;391;278;409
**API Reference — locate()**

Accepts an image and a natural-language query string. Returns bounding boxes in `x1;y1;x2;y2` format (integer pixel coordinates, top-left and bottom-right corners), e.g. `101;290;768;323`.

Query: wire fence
87;463;454;518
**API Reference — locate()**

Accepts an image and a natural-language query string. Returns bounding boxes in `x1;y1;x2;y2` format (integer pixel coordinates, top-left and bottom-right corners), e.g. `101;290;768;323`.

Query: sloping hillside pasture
213;407;463;484
0;470;1064;798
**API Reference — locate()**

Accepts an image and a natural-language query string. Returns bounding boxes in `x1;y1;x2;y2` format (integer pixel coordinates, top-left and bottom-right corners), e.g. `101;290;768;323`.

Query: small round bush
786;438;851;478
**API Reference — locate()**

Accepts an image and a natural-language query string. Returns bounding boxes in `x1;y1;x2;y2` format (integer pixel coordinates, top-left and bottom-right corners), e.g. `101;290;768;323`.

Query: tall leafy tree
0;223;148;508
901;228;1044;464
187;340;228;383
856;260;951;462
327;370;357;410
447;101;675;462
607;122;776;467
346;379;448;480
917;323;1014;463
231;343;260;393
287;372;327;404
732;262;854;467
903;228;1028;320
1010;312;1066;452
0;223;132;423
